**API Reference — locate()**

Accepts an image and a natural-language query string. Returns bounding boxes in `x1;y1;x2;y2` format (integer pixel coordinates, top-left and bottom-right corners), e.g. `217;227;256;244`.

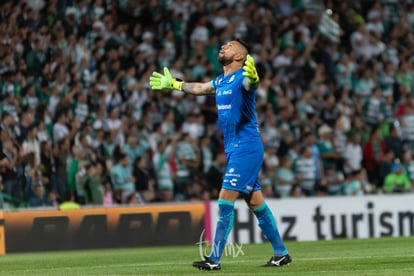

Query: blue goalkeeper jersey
211;68;261;153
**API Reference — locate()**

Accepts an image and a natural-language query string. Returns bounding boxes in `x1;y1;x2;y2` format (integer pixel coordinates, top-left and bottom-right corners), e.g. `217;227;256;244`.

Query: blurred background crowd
0;0;414;209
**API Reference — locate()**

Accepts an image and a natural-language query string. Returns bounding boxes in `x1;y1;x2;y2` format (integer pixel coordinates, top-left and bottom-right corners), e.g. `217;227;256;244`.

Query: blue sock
253;202;288;256
209;199;235;263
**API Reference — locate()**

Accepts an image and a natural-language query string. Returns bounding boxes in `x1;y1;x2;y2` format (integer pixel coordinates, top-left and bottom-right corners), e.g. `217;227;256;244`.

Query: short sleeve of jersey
211;80;216;89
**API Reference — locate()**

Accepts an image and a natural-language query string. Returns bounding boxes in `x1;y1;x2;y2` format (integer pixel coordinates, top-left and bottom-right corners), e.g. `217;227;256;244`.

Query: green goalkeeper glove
242;54;259;84
149;67;183;91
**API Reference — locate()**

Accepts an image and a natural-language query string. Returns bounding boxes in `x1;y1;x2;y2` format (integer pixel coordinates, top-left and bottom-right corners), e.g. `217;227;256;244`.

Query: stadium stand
0;0;413;208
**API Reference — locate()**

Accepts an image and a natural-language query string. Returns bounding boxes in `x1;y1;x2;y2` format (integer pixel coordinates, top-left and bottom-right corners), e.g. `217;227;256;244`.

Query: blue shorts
222;143;264;194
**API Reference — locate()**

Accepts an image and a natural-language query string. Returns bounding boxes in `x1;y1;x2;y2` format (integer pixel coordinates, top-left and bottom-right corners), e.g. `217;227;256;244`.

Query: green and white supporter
379;63;396;98
335;54;355;90
275;158;295;198
363;87;387;127
293;146;317;196
354;70;375;100
175;137;197;180
72;92;89;123
401;106;414;149
153;143;174;191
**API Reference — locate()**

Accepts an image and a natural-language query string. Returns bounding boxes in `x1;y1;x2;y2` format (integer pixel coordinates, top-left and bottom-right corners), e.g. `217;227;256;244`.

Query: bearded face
217;54;232;66
217;41;237;66
217;41;247;66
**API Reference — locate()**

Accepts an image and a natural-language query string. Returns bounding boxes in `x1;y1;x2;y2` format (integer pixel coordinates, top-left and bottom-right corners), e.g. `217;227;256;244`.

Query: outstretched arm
181;82;215;95
242;54;259;91
149;67;215;96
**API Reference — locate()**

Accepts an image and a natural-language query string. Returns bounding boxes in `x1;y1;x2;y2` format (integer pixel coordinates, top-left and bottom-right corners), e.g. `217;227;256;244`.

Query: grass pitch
0;237;413;275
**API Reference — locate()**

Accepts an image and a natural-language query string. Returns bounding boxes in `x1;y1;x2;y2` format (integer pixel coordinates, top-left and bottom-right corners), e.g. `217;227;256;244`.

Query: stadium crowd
0;0;414;208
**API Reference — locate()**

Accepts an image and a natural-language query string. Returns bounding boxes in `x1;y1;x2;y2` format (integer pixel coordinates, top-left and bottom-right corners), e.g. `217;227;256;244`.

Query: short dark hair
118;152;128;162
234;38;251;54
1;112;11;119
27;123;37;132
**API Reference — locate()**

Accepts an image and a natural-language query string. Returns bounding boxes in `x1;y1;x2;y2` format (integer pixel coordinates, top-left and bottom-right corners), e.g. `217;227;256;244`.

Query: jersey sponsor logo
217;104;232;110
228;75;235;83
225;169;240;178
216;90;232;96
230;178;237;186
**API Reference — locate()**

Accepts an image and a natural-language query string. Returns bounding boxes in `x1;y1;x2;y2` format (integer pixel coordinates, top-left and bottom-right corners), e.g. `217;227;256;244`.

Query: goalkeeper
150;39;291;270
